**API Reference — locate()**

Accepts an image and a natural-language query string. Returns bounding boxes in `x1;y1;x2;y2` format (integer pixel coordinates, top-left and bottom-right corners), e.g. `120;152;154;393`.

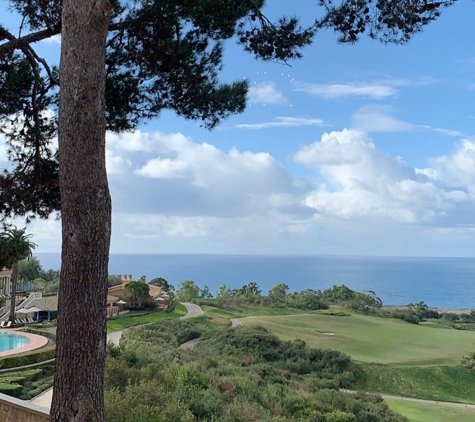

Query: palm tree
0;227;36;322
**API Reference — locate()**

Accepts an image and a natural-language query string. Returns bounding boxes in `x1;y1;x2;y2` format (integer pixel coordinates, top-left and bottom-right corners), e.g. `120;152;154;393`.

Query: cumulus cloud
235;116;326;130
426;137;475;188
40;34;61;44
106;130;313;223
106;149;132;175
248;82;286;105
136;158;192;179
294;129;471;224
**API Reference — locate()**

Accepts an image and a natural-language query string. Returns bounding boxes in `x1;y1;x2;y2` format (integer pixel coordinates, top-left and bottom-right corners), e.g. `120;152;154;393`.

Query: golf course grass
106;303;187;333
385;398;475;422
242;310;475;365
357;363;475;403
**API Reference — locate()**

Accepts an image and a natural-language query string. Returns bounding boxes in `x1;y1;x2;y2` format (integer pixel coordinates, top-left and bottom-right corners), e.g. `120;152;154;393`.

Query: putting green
242;312;475;365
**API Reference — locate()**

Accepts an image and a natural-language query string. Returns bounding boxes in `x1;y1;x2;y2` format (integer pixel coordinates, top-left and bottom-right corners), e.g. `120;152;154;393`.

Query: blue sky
1;1;475;256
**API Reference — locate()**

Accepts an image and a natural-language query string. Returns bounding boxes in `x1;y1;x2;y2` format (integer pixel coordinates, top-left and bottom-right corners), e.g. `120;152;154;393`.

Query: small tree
123;281;150;307
107;275;122;288
268;283;289;302
18;257;43;283
200;285;213;299
149;277;175;293
0;227;36;322
216;283;234;299
176;280;201;302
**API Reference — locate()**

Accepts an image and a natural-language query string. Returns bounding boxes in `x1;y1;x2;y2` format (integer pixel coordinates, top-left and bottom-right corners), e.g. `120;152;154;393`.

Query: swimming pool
0;333;29;352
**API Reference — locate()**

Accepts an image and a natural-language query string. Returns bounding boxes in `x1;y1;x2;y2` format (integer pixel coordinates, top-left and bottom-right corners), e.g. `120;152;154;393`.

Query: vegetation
0;226;36;321
0;365;55;400
105;321;407;421
149;277;175;293
357;363;475;404
243;311;475;365
123;281;150;308
0;346;55;370
17;258;121;293
106;303;187;333
316;285;382;312
0;0;458;417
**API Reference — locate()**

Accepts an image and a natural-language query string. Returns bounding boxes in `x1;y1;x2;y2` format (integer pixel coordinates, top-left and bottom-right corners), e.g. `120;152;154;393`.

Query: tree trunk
8;262;18;323
51;1;111;421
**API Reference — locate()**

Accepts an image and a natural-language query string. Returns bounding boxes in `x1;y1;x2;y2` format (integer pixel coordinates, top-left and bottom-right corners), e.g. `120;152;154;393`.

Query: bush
0;346;55;369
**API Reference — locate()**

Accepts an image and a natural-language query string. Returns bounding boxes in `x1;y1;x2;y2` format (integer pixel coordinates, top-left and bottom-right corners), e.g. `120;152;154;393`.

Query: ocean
34;254;475;310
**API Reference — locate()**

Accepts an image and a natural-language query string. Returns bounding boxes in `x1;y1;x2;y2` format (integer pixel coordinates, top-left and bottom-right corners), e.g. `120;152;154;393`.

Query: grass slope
243;311;475;365
106;303;187;333
385;399;475;422
357;363;475;403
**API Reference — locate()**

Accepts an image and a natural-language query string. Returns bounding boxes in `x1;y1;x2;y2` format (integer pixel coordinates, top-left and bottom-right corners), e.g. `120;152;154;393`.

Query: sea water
35;254;475;309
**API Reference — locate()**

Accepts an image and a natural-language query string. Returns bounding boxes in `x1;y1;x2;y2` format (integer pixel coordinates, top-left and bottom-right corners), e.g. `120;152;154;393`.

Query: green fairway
242;311;475;365
385;399;475;422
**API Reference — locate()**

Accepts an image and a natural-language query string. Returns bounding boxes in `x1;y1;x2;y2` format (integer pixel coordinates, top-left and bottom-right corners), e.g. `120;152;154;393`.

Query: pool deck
0;328;49;357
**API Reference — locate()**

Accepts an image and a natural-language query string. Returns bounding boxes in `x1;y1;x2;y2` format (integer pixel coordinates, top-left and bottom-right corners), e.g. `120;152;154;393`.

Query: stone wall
0;393;49;422
32;295;59;311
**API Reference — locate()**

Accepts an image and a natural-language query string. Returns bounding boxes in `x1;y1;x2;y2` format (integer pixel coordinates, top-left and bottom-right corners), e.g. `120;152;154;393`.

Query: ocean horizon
34;253;475;310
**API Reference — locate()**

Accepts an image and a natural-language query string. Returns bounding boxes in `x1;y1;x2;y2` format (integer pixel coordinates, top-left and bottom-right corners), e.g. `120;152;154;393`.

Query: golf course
241;310;475;365
237;309;475;422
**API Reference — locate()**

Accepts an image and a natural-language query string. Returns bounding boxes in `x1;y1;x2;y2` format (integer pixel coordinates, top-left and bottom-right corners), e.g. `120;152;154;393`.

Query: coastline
384;305;474;315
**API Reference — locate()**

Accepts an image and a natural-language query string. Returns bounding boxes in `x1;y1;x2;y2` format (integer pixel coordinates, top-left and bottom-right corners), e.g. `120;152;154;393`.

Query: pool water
0;333;28;352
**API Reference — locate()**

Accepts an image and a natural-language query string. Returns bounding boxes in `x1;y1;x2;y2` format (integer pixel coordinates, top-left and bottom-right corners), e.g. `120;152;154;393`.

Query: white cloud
10;128;475;256
295;82;397;99
0;135;7;162
426;137;475;188
294;129;472;224
235;116;326;130
417;125;465;137
248;82;286;105
40;34;61;44
106;130;312;222
294;76;437;100
107;130;191;153
351;105;414;132
350;105;465;136
136;158;192;179
106;149;132;175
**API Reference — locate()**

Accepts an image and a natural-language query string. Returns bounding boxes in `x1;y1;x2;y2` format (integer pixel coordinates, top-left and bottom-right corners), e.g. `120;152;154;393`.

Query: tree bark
51;1;111;421
8;262;18;323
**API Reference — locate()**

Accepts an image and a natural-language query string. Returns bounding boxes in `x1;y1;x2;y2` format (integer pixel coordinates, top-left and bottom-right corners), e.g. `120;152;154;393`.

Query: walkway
30;302;204;410
180;303;204;319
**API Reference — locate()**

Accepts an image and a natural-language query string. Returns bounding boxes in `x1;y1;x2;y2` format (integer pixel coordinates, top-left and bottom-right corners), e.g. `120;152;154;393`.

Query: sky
1;1;475;257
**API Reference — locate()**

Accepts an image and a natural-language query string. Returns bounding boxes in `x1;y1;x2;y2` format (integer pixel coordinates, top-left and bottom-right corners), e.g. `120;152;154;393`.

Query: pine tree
0;1;456;420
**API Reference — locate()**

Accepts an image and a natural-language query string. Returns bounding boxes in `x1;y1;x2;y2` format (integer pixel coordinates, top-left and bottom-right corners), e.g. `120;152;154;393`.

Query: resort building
0;269;12;297
107;274;171;315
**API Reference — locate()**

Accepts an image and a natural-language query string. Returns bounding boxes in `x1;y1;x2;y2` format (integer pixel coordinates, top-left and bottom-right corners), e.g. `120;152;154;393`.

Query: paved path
230;318;242;327
31;303;204;410
180;303;204;319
